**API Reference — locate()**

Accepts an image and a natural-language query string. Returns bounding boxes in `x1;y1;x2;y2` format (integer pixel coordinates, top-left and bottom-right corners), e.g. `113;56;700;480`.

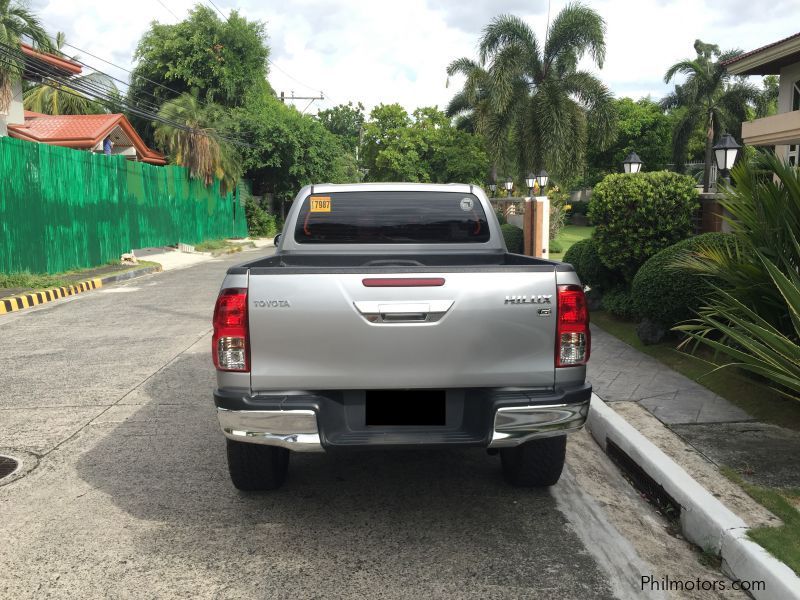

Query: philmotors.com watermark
641;575;766;593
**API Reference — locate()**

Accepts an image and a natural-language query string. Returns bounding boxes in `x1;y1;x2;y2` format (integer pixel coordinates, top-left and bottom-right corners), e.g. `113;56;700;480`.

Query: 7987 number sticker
310;196;331;212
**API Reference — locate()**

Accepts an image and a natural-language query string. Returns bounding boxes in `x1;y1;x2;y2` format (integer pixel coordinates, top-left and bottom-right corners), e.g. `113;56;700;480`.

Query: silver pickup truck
212;183;591;490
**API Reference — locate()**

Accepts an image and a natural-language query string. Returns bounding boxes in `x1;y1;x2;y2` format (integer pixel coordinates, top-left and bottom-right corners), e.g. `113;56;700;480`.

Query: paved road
0;248;733;599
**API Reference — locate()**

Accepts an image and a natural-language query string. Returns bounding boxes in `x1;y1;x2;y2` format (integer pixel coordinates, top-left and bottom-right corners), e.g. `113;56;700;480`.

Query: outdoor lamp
622;151;643;174
488;181;497;196
504;176;514;197
536;169;549;190
713;133;741;181
525;172;536;196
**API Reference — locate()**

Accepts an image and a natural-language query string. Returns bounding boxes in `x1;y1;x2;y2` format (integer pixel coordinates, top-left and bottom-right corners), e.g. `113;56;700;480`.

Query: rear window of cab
294;191;490;244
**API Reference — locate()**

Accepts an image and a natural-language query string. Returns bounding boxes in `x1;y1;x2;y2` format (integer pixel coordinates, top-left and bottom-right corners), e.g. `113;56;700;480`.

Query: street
0;247;737;599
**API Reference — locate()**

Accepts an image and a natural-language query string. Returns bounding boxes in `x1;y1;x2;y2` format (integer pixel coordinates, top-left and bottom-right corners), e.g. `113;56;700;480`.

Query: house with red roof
2;43;163;165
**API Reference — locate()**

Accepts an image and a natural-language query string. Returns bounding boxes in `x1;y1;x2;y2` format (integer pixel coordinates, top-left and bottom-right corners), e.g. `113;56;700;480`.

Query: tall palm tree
447;3;616;182
154;91;240;191
662;39;760;192
0;0;52;127
23;32;114;115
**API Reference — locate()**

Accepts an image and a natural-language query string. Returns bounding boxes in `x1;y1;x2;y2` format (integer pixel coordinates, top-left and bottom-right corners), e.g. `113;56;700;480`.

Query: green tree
587;97;673;178
662;39;760;191
316;101;365;156
451;3;616;181
754;75;779;118
128;4;269;141
153;90;240;190
0;0;51;123
361;104;488;183
23;32;114;115
228;91;358;207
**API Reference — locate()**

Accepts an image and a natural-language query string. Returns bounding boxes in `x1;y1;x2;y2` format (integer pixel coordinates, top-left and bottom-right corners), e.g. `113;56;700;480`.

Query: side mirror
273;233;282;247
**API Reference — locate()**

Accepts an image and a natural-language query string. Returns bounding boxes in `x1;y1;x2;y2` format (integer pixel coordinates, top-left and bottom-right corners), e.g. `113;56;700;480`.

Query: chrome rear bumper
218;408;324;452
217;396;589;452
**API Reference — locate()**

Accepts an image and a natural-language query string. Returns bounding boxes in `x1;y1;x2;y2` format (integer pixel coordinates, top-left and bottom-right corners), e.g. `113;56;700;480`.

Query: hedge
631;232;736;327
562;238;621;292
589;171;699;281
501;223;524;253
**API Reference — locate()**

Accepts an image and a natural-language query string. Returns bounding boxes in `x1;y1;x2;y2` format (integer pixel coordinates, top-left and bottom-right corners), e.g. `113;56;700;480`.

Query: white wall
775;62;800;161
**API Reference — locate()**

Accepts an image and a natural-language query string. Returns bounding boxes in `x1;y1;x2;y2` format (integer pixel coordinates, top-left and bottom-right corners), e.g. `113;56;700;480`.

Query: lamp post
525;172;536;197
622;151;643;174
504;177;514;198
488;181;497;197
713;133;741;186
535;169;548;191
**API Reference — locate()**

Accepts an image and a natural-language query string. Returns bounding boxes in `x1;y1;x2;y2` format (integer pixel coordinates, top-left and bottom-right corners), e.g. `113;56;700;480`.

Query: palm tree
154;91;240;191
662;39;760;192
23;32;114;115
447;3;616;182
0;0;52;128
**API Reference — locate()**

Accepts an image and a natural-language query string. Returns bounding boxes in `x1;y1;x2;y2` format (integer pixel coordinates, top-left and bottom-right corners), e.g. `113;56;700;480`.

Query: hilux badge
504;295;552;304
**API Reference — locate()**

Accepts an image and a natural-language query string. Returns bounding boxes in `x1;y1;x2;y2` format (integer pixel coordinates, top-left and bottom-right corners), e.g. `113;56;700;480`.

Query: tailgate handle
354;301;454;324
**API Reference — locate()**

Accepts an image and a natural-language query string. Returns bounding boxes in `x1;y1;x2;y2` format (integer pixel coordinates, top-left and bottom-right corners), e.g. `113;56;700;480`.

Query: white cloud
32;0;800;116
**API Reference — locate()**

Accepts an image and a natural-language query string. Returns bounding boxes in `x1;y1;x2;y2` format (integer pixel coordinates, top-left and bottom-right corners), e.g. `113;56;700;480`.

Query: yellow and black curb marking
0;278;103;315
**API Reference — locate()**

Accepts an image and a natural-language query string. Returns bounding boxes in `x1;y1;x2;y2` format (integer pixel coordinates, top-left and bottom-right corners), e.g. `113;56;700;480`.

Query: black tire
500;435;567;487
226;439;290;491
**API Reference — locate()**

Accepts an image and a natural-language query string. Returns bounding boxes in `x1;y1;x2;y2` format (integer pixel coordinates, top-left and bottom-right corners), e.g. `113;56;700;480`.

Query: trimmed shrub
245;197;278;238
563;238;622;292
549;239;564;254
501;223;524;253
495;210;507;225
589;171;699;281
631;232;736;328
602;287;637;320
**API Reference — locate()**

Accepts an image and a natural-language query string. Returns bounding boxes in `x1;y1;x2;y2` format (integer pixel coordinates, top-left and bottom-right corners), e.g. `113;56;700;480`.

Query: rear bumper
214;383;591;451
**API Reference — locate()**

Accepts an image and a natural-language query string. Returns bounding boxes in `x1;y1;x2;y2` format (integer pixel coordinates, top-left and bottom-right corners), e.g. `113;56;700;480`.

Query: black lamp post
488;181;497;197
504;177;514;197
535;169;549;191
713;133;741;186
525;172;536;197
622;151;643;174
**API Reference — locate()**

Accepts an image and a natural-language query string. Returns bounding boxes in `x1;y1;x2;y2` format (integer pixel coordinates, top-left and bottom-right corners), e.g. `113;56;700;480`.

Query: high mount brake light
362;278;445;287
213;288;249;372
556;284;590;367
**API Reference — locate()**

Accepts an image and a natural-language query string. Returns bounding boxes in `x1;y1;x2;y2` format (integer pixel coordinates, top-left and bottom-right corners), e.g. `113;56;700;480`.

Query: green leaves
674;154;800;401
590;171;698;280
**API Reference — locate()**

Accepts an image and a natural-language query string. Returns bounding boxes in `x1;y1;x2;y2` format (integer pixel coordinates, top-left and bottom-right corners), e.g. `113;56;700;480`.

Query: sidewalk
589;323;800;490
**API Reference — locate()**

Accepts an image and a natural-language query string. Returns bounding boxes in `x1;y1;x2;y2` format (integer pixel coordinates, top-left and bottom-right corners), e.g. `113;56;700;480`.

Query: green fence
0;136;248;274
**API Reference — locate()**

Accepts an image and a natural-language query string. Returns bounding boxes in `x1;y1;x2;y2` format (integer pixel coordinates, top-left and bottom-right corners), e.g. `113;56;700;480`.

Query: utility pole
279;91;325;113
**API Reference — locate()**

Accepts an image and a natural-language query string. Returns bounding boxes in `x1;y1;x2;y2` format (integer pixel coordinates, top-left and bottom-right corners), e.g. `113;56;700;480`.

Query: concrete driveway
0;248;740;599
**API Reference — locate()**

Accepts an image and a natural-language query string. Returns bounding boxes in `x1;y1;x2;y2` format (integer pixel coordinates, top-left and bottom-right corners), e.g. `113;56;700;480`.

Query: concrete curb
586;394;800;600
0;264;161;315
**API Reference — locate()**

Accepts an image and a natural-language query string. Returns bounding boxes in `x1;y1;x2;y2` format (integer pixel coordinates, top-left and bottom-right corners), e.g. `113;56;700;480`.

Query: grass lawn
195;239;255;254
721;467;800;576
591;310;800;431
550;225;593;261
0;260;162;291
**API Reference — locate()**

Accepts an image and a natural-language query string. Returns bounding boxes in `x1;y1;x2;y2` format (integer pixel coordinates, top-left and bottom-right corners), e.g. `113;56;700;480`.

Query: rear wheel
226;439;290;491
500;435;566;487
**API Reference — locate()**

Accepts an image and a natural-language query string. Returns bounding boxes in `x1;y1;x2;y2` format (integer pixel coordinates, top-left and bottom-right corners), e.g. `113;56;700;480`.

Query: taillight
556;284;590;367
213;288;249;371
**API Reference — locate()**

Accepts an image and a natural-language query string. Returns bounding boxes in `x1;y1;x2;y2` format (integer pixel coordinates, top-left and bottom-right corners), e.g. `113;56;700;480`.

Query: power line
206;0;228;21
153;0;180;21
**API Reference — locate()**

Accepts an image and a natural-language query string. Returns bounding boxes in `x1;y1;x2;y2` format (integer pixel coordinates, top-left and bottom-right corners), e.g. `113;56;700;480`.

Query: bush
563;238;622;292
245;197;278;238
631;233;735;328
501;223;524;253
589;171;699;281
602;287;637;320
495;209;507;225
549;239;564;254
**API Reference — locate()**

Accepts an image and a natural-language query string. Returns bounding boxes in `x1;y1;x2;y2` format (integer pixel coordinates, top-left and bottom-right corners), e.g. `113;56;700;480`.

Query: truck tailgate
248;271;556;391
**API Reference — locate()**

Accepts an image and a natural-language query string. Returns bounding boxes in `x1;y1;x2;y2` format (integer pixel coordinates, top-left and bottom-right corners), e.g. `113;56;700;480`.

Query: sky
30;0;800;115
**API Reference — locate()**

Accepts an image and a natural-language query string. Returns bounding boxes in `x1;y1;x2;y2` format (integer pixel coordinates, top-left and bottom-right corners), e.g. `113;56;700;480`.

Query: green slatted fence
0;136;247;274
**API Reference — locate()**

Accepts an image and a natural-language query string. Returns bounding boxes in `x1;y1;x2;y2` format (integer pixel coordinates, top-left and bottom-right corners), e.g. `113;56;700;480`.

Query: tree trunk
703;112;714;193
490;162;497;184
